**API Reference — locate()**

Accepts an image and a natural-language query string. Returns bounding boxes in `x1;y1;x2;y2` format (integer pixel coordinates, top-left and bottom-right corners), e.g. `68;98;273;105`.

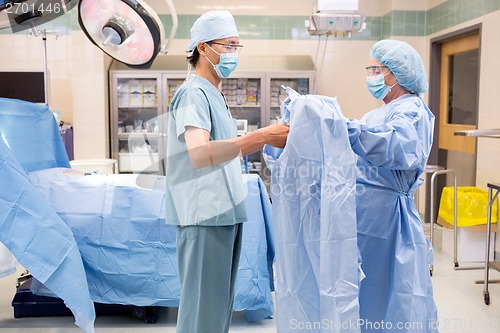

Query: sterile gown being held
264;90;360;333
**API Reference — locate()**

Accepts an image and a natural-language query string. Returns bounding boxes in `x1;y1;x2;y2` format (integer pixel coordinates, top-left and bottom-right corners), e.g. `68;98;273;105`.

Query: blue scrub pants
176;223;243;333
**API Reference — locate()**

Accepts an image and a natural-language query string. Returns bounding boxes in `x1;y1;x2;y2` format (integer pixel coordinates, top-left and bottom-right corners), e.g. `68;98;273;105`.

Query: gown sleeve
346;105;426;170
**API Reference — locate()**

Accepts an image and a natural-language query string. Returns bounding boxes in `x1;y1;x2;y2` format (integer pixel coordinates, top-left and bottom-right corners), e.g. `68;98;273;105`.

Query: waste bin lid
424;165;444;173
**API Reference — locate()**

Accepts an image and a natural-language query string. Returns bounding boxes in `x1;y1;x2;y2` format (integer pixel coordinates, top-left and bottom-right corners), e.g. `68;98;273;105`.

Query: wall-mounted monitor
0;71;45;103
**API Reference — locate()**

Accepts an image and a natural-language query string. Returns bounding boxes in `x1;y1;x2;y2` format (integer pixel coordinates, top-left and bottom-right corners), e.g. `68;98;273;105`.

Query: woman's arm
346;111;427;170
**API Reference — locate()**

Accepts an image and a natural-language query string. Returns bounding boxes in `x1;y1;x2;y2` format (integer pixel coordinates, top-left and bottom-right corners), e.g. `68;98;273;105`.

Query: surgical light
0;0;77;31
78;0;177;69
0;1;25;30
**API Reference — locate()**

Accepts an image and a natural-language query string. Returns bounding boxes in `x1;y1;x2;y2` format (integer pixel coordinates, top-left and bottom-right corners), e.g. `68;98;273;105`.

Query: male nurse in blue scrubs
165;11;289;333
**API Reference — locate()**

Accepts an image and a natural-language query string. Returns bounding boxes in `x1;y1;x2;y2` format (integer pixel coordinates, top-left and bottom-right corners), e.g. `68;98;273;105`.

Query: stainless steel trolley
454;129;500;304
429;168;456;275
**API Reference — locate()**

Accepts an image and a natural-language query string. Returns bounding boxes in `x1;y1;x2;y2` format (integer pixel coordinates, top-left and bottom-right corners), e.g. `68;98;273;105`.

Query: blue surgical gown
264;93;360;333
346;93;439;332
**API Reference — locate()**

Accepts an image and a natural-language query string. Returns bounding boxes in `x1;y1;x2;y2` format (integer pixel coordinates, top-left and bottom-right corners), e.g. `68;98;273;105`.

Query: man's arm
184;124;289;169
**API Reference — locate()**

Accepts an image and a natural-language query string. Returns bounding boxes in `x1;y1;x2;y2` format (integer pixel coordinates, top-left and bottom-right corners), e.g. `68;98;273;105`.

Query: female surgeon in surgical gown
345;40;439;332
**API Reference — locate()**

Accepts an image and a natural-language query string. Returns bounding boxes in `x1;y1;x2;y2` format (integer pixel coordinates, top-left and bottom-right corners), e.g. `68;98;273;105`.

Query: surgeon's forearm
184;124;288;169
187;141;241;169
187;132;265;169
231;129;267;156
233;124;289;155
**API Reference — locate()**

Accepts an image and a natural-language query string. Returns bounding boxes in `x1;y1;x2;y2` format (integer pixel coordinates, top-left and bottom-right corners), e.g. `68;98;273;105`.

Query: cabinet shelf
118;133;160;140
118;106;158;110
229;104;261;108
118;152;158;157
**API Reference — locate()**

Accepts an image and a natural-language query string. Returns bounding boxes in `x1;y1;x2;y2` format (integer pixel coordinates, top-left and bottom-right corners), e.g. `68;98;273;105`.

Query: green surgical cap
370;39;428;93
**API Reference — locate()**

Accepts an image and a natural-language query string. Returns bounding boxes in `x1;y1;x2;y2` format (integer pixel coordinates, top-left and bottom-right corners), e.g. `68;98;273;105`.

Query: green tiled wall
168;0;499;41
426;0;500;34
2;0;500;39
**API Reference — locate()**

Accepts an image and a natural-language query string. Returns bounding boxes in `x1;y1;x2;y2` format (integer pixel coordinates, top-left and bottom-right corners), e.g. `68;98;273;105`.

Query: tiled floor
1;226;500;332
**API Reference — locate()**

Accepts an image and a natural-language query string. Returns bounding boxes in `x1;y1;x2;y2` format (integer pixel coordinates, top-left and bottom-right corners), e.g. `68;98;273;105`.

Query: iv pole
10;26;64;286
29;26;62;107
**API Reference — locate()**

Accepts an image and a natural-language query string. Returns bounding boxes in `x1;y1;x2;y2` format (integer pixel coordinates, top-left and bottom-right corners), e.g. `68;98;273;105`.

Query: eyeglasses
366;65;389;76
210;42;243;53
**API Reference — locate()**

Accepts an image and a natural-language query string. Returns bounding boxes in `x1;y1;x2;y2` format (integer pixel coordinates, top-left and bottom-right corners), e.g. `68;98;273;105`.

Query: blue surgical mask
205;44;238;78
366;74;396;100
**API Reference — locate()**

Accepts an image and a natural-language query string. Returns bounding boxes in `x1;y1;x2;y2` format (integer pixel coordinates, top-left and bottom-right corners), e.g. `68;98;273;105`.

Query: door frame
428;24;482;165
439;33;479;154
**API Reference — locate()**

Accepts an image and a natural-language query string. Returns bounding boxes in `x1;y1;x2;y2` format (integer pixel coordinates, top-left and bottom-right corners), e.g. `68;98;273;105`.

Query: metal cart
429;168;457;275
454;129;500;304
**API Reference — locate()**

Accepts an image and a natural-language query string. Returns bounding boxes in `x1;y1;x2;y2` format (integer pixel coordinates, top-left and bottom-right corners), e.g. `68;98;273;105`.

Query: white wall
70;31;111;159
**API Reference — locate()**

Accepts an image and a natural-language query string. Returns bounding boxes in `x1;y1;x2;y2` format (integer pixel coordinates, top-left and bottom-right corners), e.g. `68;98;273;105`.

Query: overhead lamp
0;0;29;30
78;0;178;69
0;0;77;32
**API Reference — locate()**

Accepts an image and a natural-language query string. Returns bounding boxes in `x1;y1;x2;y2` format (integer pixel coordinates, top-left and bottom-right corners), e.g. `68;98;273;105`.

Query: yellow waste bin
438;186;498;227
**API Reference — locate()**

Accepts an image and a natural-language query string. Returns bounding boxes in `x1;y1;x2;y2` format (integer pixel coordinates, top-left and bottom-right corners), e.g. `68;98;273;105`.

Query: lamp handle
138;0;178;55
160;0;178;54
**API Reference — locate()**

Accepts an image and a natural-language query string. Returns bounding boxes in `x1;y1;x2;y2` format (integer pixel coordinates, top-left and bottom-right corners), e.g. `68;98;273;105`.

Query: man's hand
263;123;289;148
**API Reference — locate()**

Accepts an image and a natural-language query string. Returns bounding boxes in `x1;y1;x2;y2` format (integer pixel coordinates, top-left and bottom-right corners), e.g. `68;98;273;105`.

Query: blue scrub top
165;75;247;226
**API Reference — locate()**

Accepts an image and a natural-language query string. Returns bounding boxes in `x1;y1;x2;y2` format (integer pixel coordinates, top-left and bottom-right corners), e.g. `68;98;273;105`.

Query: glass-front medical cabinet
110;70;185;175
267;73;314;125
220;73;265;174
109;56;315;177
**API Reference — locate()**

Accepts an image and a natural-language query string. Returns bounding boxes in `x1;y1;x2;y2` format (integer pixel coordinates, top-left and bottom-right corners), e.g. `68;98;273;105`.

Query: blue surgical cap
187;11;239;52
370;39;428;93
